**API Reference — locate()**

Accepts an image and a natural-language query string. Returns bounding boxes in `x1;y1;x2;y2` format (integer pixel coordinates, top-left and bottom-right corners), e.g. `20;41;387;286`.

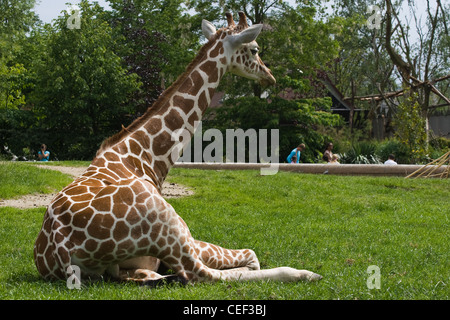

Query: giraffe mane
96;28;227;156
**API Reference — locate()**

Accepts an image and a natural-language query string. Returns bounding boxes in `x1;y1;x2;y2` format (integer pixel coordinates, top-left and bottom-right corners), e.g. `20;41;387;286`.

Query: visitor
323;142;339;164
384;154;397;165
290;155;297;164
287;144;305;164
38;144;50;161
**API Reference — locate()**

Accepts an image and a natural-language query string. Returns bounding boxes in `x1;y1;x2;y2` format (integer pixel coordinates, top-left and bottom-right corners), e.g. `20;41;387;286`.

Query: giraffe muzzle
260;73;276;87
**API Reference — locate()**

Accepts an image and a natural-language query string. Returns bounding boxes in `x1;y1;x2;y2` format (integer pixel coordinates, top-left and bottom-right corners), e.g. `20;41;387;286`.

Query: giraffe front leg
168;247;322;283
194;240;260;271
219;267;323;282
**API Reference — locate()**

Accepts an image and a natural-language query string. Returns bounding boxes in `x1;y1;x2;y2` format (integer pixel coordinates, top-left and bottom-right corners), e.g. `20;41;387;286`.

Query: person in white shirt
384;154;398;165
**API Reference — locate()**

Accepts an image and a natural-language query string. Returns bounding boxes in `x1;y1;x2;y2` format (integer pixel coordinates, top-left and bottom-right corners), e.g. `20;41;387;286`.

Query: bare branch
385;0;412;85
262;0;279;16
429;102;450;109
436;0;448;35
343;74;450;102
391;1;414;72
412;8;425;79
430;84;450;104
424;0;440;81
432;74;450;83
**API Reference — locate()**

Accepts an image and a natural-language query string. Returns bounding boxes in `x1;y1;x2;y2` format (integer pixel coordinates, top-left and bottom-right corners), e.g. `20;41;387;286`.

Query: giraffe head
202;12;276;87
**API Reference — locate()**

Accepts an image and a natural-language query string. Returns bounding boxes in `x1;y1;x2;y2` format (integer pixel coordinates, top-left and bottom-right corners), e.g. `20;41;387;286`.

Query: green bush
338;141;381;164
375;139;409;164
429;136;450;153
392;92;427;163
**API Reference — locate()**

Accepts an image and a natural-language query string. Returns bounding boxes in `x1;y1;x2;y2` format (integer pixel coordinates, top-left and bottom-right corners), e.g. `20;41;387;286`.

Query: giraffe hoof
308;273;323;282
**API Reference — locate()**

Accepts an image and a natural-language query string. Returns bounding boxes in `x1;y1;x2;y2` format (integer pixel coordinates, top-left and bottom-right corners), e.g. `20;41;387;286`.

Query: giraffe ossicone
34;12;322;285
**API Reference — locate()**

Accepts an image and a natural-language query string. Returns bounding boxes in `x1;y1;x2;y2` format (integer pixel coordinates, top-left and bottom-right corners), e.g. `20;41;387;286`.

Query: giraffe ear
231;24;263;45
202;19;217;41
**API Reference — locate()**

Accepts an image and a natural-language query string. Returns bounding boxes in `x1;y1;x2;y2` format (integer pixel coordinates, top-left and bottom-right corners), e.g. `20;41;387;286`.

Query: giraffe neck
93;32;227;190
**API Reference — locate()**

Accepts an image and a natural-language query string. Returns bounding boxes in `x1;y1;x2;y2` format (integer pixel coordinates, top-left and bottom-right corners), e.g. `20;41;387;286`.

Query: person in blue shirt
287;143;305;163
38;144;50;161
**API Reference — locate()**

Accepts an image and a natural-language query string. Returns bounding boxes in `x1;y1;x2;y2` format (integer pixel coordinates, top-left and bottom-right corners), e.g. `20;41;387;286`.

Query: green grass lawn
0;162;74;199
0;162;448;300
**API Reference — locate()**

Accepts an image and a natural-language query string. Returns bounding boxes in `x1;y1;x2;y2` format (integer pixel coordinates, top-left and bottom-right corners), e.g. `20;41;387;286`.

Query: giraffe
34;12;322;285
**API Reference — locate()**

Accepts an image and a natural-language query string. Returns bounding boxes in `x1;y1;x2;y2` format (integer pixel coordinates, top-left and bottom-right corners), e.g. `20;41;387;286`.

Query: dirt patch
0;193;56;210
36;165;87;178
0;165;193;209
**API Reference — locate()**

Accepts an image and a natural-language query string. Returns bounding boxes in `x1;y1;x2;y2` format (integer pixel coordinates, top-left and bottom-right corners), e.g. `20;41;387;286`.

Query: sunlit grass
0;162;73;199
0;163;448;300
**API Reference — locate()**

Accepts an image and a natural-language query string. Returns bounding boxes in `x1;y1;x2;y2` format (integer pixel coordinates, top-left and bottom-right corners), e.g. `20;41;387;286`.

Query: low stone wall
173;162;448;177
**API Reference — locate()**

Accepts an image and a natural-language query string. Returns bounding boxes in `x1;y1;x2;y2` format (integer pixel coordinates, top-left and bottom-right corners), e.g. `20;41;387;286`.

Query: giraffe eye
250;48;259;55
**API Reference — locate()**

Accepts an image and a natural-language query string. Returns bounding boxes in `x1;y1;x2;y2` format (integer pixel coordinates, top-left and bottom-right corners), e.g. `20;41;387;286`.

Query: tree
108;0;203;86
327;1;395;94
0;0;39;155
393;89;427;163
30;0;140;159
189;2;342;162
327;0;449;161
0;0;39;55
0;0;38;111
108;0;185;114
383;0;449;160
0;63;27;110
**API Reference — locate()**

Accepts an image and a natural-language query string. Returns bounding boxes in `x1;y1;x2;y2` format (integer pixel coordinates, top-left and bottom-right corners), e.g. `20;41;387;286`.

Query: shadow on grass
7;271;187;290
